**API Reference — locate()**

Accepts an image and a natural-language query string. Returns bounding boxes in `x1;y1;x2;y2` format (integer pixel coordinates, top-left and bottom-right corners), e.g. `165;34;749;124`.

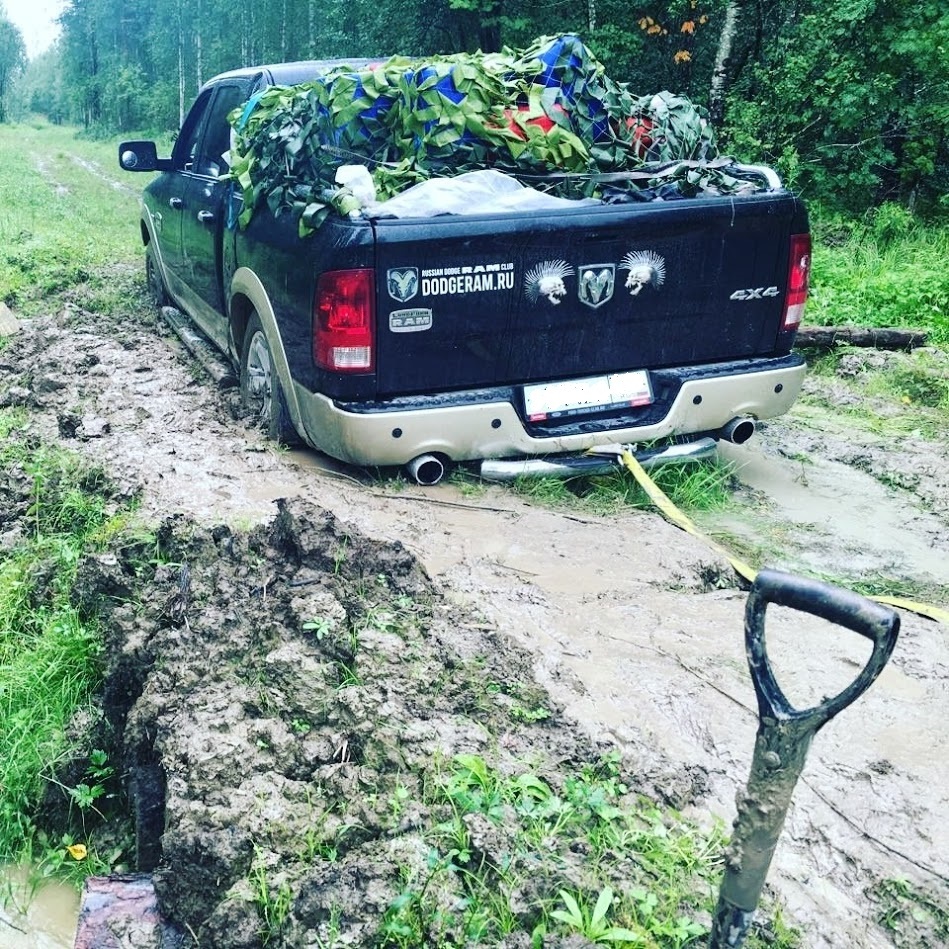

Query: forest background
0;0;946;217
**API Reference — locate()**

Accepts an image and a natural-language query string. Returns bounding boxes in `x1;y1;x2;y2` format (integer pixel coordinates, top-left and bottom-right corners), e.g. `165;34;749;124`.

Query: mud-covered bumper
294;354;806;466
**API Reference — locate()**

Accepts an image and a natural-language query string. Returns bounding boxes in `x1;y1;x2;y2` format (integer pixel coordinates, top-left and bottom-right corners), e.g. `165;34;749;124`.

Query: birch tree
708;0;742;125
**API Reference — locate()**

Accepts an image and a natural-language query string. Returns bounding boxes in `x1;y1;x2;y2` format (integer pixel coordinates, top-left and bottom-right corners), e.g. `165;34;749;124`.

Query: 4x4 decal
730;286;780;300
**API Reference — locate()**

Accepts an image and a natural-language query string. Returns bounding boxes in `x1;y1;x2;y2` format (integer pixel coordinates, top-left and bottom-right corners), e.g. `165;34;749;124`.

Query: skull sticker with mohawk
620;250;667;297
525;260;575;305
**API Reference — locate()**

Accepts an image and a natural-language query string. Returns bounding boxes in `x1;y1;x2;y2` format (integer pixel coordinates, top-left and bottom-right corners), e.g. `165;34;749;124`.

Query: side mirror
118;141;170;172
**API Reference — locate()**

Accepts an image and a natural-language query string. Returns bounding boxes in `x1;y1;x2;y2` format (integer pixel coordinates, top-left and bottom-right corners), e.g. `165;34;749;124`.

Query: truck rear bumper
294;355;805;466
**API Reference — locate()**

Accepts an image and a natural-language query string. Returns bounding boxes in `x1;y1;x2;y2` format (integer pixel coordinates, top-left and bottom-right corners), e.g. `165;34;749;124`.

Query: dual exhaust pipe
403;416;756;485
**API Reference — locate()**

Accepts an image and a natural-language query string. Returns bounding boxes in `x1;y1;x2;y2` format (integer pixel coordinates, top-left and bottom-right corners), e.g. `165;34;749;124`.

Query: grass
803;348;949;443
808;204;949;343
502;457;736;517
873;877;949;946
0;408;130;884
0;118;144;315
377;750;798;948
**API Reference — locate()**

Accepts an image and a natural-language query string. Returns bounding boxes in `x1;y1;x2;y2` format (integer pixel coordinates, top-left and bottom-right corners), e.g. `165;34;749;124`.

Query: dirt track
2;276;948;947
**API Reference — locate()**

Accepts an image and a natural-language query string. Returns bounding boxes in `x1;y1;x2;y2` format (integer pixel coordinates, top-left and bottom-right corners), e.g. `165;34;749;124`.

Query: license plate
523;370;653;421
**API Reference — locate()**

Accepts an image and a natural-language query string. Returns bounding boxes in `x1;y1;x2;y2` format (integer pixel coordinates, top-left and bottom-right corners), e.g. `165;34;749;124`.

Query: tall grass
508;458;735;516
0;409;124;877
808;204;949;343
0;119;144;315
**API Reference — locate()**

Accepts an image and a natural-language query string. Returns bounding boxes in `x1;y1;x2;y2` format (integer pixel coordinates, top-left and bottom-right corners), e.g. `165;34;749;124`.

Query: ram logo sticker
578;265;616;309
387;267;419;303
619;250;666;296
525;260;575;306
389;308;433;333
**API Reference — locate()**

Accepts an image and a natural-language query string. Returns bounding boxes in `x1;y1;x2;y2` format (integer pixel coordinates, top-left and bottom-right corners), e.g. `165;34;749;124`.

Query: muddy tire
145;243;169;308
239;312;299;444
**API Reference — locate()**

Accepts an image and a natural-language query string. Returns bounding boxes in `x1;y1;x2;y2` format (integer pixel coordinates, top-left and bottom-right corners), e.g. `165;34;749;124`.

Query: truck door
177;81;249;351
152;88;215;302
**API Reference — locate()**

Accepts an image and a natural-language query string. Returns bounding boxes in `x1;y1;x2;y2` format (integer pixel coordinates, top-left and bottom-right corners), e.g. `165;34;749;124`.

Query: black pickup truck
118;58;810;485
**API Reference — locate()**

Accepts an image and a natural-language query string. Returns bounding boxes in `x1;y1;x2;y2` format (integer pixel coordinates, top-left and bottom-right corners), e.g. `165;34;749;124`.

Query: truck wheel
239;313;299;444
145;243;169;307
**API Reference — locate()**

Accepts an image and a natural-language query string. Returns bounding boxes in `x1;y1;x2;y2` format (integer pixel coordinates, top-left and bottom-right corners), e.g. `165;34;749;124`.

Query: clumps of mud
78;498;683;947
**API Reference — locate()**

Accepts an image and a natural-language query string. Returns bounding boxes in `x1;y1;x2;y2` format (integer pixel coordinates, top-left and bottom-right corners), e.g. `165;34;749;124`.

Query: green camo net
227;34;759;234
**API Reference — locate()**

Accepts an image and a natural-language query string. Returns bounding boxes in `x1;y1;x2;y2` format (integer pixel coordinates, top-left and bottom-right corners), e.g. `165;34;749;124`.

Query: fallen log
794;325;928;351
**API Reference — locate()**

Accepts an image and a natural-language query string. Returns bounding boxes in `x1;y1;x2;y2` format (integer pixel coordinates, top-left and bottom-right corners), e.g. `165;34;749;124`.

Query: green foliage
228;35;735;233
250;848;295;945
0;410;129;879
378;750;796;948
11;0;943;216
509;456;734;516
0;122;145;315
722;1;949;213
550;886;641;943
874;877;949;945
0;14;26;124
808;208;949;341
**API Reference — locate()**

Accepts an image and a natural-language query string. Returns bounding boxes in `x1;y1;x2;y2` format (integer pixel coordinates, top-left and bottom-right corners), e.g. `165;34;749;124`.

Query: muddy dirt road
2;277;947;947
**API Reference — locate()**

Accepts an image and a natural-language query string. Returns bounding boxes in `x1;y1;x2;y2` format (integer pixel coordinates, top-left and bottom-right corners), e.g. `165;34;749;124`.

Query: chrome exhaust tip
720;416;756;445
405;454;446;486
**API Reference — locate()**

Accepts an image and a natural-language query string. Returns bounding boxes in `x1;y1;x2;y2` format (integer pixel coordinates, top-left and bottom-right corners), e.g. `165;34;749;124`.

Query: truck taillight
314;269;375;372
781;233;811;331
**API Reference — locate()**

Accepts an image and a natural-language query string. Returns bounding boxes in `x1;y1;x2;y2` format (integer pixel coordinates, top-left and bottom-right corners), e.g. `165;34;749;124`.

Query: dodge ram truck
118;57;810;485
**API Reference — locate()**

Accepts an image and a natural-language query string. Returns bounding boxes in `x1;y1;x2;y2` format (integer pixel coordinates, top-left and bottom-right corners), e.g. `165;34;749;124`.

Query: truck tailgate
371;193;803;398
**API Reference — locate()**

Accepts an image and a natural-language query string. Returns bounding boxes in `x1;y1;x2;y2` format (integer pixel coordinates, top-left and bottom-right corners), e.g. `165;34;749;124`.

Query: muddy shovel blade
708;569;900;949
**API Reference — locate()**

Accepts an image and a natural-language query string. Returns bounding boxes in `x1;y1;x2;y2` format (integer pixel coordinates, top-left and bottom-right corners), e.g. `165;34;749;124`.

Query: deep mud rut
1;279;947;948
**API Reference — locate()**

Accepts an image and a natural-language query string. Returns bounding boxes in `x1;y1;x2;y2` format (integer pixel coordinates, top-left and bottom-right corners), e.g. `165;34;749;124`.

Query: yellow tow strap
619;448;949;625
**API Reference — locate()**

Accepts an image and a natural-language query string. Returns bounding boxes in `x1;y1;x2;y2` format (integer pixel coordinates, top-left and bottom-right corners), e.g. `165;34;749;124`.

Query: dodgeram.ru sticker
420;262;515;297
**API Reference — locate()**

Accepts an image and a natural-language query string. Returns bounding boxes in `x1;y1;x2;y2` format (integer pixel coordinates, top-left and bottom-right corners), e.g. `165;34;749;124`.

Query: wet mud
2;281;947;947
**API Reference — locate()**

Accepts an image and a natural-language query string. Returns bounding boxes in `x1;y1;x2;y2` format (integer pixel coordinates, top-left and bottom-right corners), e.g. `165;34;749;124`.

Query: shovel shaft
709;721;811;946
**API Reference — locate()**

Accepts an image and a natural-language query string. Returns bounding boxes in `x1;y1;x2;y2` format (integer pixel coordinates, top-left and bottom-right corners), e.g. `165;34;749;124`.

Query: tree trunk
196;0;203;90
177;2;185;127
709;0;742;126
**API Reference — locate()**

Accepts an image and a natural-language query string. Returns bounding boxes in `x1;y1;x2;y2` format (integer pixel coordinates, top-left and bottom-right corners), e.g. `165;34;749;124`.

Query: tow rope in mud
619;448;949;625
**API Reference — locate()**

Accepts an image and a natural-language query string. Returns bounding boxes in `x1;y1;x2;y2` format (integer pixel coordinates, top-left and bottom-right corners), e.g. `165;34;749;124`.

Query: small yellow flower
681;20;696;34
647;24;663;35
66;843;88;860
674;50;693;64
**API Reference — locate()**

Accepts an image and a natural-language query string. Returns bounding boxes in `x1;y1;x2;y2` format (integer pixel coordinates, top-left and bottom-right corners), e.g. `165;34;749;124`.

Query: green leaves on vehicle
226;33;742;234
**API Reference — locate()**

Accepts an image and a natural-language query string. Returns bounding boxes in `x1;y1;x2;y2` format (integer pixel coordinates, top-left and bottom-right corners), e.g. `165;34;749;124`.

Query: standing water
1;868;78;949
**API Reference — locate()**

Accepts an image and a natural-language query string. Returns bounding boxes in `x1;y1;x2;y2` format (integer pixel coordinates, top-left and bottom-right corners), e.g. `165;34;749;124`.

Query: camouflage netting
227;34;759;235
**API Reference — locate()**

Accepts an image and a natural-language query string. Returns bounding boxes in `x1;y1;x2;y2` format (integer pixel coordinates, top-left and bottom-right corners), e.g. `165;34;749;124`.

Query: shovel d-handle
709;570;900;949
745;569;900;729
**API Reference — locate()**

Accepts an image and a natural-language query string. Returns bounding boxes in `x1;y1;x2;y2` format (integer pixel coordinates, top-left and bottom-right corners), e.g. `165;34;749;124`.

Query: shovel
709;569;900;948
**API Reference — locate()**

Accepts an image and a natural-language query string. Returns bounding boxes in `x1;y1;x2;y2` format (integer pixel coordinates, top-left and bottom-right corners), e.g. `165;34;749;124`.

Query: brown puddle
0;868;78;948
